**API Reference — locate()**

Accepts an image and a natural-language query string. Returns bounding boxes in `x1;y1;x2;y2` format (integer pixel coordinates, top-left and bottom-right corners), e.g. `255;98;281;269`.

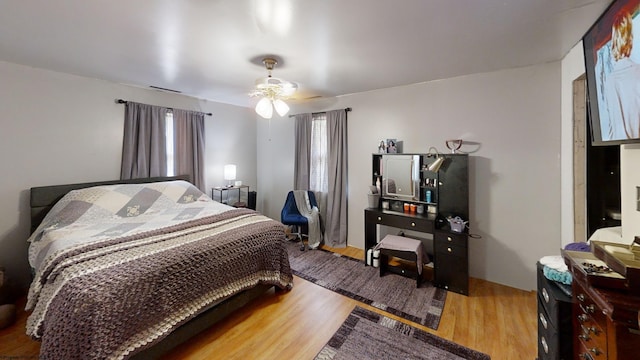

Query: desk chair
281;190;318;251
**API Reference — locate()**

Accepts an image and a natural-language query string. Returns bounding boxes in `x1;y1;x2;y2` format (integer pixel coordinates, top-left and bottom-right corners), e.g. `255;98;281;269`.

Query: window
310;113;327;193
121;102;205;190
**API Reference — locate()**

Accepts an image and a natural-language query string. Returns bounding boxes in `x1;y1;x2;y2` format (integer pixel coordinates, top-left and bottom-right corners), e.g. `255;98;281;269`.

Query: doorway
573;75;621;242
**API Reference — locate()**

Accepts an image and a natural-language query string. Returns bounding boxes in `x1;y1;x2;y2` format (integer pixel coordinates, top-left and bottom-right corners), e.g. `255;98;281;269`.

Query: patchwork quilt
26;180;292;360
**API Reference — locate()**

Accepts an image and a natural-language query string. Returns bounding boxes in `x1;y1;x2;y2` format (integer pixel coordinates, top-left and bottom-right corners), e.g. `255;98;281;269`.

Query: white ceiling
0;0;612;108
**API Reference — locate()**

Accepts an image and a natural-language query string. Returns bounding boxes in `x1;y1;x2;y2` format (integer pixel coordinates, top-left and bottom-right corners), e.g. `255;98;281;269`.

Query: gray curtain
172;109;206;192
294;113;313;190
293;109;348;248
120;102;168;179
325;109;348;247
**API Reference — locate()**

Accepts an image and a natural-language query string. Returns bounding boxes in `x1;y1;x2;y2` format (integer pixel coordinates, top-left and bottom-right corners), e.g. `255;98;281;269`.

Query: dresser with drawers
434;229;468;295
563;250;640;360
536;262;573;359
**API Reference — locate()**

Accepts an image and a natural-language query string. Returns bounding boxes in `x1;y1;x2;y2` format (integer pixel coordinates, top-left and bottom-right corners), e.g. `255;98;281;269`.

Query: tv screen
584;0;640;145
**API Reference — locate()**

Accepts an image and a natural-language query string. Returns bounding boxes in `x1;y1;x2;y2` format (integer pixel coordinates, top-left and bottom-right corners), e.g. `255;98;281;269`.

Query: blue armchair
281;190;318;251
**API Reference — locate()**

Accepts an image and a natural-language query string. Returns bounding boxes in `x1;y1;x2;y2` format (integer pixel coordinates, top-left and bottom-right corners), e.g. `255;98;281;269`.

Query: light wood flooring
0;245;538;359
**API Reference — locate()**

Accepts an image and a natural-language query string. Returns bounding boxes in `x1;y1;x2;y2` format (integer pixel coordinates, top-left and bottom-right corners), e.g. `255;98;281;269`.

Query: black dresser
536;262;572;360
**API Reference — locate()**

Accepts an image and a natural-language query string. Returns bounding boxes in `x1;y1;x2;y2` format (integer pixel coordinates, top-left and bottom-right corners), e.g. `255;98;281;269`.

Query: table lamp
224;164;236;187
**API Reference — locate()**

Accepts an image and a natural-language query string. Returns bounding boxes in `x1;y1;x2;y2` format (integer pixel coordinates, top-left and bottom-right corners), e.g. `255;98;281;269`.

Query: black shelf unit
367;153;470;295
372;153;468;221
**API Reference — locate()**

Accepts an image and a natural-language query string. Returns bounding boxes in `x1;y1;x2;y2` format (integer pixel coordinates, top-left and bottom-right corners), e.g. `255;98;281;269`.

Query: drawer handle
447;247;452;253
578;314;589;323
579;333;591;342
447;236;452;242
411;222;416;227
377;216;382;221
590;347;602;356
538;312;548;329
580;303;595;314
577;293;586;302
542;287;549;303
581;324;600;335
579;354;591;360
540;336;548;354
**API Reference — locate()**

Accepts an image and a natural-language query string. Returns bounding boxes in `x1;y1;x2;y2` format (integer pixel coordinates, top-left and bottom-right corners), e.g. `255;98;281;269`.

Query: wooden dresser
563;251;640;360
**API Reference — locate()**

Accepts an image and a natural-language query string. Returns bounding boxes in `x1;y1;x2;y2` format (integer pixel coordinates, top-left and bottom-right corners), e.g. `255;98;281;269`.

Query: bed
25;176;293;360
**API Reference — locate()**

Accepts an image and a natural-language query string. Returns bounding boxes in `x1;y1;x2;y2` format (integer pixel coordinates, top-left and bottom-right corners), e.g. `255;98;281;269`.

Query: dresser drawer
434;231;467;248
576;336;607;360
434;242;467;257
538;331;559;360
366;211;433;233
537;297;572;359
573;281;607;359
434;231;467;257
574;282;608;332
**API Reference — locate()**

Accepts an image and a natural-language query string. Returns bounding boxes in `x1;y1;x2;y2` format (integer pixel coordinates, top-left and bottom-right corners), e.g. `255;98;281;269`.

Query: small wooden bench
377;235;427;288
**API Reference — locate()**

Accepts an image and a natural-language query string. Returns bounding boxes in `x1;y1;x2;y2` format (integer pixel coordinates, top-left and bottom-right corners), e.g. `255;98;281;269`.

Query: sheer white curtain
310;113;328;193
309;113;328;228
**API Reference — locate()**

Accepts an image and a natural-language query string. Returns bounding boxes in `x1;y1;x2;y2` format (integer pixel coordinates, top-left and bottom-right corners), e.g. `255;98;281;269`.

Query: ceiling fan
249;57;298;119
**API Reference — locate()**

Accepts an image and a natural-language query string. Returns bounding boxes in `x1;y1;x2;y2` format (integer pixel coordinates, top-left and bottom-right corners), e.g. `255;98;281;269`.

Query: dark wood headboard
29;175;191;233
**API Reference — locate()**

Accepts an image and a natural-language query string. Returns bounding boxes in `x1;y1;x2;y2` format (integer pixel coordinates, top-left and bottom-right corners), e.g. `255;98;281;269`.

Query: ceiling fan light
255;97;273;119
273;98;290;116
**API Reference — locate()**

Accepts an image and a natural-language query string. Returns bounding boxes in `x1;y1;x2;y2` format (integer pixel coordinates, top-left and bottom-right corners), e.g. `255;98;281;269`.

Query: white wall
258;62;563;290
256;116;295;220
621;146;640;239
0;61;256;289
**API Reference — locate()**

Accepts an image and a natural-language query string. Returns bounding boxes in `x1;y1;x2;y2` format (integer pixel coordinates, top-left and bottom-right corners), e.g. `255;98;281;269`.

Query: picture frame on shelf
386;139;402;153
386;139;398;153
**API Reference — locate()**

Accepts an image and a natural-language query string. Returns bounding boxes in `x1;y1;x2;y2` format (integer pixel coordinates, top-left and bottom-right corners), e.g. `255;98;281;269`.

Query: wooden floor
0;245;538;359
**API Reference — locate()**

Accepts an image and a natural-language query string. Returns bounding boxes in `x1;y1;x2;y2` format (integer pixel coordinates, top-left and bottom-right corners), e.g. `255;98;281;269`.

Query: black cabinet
433;230;468;295
436;154;469;221
536;262;572;360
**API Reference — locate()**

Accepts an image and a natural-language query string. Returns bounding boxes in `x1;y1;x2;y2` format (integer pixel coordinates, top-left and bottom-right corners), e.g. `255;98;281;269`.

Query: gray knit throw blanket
293;190;322;248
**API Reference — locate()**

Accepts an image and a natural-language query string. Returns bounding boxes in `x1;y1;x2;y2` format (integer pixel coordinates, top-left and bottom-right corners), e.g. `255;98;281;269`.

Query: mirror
382;154;420;200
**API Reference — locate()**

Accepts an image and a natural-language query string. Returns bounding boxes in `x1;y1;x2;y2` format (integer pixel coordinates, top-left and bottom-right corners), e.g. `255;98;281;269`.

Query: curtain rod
116;99;213;116
288;107;352;118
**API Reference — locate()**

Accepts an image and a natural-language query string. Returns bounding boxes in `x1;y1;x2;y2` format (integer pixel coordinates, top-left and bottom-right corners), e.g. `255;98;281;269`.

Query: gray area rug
315;306;491;360
285;241;447;330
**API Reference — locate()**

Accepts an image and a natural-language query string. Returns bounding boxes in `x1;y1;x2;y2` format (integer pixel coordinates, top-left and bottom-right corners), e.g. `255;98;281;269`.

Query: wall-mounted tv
583;0;640;145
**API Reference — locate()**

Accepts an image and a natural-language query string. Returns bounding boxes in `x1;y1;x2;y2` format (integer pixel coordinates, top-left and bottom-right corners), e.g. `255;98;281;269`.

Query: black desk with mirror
366;152;470;295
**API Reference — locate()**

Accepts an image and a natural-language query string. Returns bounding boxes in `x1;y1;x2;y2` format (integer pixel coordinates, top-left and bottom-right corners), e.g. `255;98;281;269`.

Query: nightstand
211;185;249;207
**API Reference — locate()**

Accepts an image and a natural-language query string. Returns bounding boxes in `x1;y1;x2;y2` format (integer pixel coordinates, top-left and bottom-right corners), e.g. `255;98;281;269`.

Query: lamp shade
273;98;290;116
223;164;236;181
255;97;273;119
426;146;444;172
428;157;445;172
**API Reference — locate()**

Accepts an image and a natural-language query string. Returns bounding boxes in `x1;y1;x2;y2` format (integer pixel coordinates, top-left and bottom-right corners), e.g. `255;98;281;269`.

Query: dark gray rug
315;306;490;360
285;241;447;330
